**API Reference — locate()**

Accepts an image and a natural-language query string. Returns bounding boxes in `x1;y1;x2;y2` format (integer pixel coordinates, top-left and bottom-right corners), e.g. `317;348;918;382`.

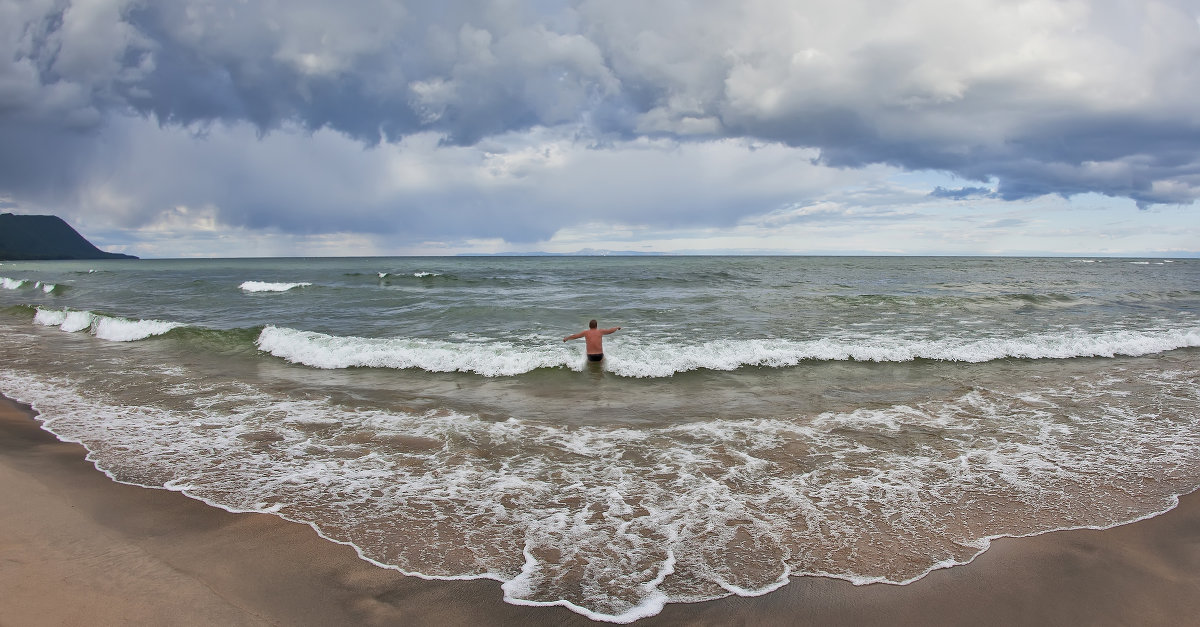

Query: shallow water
1;256;1198;622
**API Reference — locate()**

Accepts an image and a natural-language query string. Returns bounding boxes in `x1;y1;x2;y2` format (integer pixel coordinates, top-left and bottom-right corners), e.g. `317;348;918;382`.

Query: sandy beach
2;392;1199;626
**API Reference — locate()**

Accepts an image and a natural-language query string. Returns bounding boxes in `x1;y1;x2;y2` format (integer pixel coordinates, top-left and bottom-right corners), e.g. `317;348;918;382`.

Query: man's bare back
563;319;621;361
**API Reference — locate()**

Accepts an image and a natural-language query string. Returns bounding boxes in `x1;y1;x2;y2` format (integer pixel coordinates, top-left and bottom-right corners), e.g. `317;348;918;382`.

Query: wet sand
2;393;1199;626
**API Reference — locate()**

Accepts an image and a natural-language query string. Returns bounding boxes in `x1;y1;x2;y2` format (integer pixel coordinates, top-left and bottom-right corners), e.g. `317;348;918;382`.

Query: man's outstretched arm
563;331;586;342
602;327;622;335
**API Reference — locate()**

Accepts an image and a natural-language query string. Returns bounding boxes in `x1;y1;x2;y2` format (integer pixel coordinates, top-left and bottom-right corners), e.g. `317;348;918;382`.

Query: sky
1;0;1198;258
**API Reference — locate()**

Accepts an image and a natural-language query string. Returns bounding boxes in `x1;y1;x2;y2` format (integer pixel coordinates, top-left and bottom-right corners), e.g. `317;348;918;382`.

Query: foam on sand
1;362;1197;623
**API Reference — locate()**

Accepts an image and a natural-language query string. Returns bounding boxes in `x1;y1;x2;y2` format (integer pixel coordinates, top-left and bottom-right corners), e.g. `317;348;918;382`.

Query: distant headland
0;213;137;260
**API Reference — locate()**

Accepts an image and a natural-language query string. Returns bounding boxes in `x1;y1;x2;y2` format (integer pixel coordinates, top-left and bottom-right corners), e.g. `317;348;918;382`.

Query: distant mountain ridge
0;213;137;260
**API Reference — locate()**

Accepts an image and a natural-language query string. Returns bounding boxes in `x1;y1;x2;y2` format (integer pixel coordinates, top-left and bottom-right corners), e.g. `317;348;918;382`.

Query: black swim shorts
587;353;604;362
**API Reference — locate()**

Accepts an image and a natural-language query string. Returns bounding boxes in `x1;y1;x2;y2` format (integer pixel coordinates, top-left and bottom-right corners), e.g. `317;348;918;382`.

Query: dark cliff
0;213;137;260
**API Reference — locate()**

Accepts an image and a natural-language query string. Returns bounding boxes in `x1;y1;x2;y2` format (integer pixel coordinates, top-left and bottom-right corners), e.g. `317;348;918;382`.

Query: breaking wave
33;307;184;341
255;325;570;376
20;311;1200;377
255;325;1200;378
1;277;61;293
239;281;313;292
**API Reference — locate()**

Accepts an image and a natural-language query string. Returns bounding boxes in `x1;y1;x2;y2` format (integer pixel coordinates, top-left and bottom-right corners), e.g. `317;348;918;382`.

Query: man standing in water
563;320;621;362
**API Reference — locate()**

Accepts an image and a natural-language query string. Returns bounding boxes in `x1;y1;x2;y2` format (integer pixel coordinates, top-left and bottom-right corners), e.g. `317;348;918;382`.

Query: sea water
1;256;1198;622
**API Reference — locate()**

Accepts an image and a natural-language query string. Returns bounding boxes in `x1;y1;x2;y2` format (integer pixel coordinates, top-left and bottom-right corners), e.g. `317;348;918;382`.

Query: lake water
2;256;1198;622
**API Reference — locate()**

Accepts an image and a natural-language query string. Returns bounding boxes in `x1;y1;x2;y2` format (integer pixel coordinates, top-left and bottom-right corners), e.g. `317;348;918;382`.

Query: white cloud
1;0;1198;256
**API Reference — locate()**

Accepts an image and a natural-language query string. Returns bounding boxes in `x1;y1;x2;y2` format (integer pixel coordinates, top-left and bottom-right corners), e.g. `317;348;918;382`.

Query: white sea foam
376;270;442;278
1;363;1197;623
1;277;58;292
239;280;312;292
256;325;572;376
257;325;1200;378
34;308;94;332
374;270;441;278
33;307;184;341
93;316;184;341
605;327;1200;377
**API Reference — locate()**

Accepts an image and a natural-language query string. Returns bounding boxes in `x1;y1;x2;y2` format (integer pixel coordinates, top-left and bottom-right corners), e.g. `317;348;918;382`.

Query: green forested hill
0;213;137;260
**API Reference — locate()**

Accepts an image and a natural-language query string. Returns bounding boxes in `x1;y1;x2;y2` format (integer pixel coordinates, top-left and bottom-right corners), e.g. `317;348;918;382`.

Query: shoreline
2;393;1199;625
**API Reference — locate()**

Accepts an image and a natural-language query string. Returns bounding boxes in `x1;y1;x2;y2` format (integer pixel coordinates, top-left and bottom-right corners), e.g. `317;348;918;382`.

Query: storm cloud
1;0;1198;252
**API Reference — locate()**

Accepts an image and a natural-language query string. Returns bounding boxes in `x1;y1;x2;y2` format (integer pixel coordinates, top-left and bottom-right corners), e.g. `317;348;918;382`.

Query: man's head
589;319;598;329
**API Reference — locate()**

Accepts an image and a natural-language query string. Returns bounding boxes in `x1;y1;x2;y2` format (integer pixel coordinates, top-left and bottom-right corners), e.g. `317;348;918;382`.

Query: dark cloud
0;119;100;207
1;0;1197;244
929;186;994;200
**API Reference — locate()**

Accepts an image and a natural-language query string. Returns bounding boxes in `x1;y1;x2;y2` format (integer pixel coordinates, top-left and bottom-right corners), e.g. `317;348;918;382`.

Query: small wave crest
34;307;184;341
375;271;441;278
371;270;447;281
1;277;61;293
239;281;312;292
